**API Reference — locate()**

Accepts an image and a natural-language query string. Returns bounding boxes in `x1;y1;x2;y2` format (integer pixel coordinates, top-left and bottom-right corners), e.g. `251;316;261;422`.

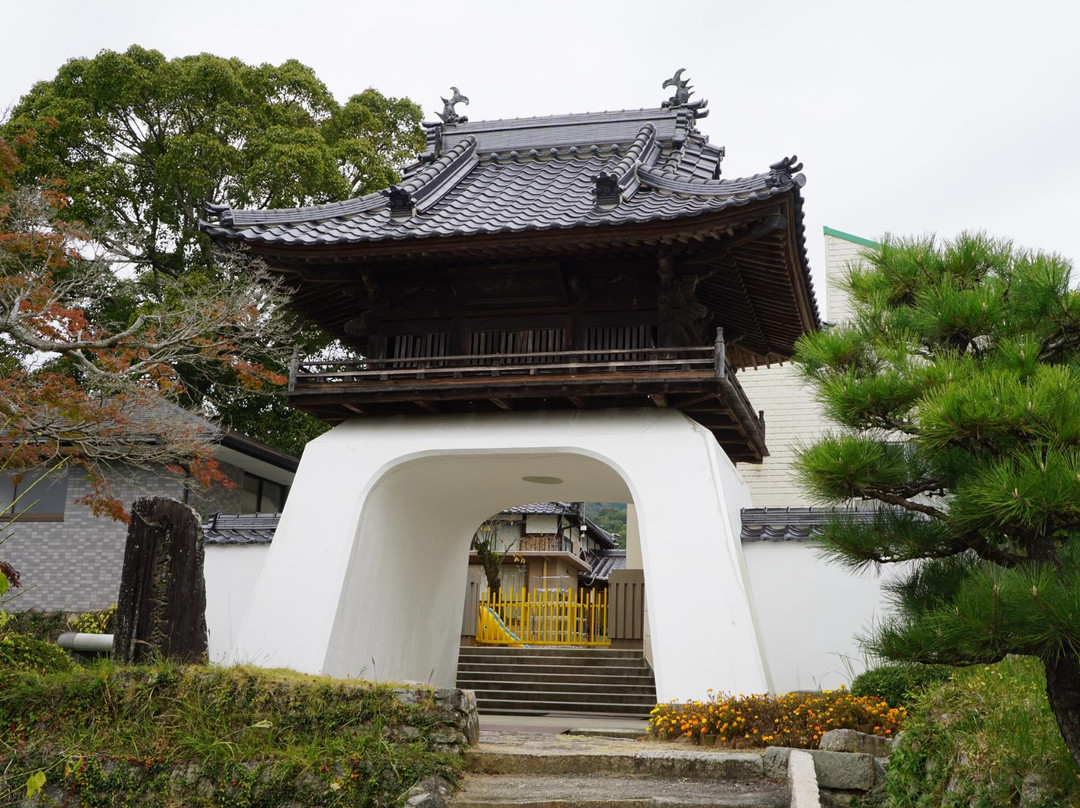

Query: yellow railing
476;588;610;647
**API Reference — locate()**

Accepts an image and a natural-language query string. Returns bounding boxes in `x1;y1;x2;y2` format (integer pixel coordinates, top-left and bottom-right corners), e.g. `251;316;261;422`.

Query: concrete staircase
456;646;657;717
451;731;796;807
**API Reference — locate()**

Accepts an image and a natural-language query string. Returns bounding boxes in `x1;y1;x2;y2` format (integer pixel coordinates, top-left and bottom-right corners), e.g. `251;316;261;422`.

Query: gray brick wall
4;461;246;612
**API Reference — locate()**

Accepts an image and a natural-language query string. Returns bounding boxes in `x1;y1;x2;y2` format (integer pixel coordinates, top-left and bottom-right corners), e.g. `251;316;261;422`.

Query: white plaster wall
203;544;269;663
525;514;558;535
232;408;767;701
742;541;905;693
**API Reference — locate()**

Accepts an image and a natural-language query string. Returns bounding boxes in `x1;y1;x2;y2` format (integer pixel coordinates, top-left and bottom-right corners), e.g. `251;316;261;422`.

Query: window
0;468;68;521
241;474;287;513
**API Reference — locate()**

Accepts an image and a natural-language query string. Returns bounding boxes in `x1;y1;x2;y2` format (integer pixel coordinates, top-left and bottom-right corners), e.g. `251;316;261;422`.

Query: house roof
203;512;280;545
504;501;579;516
500;502;618;549
582;549;627;584
201;107;806;255
217;430;298;474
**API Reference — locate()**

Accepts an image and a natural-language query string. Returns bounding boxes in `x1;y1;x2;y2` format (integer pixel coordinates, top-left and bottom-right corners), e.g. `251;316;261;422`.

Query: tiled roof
581;549;627;584
504;502;578;516
499;502;618;549
201;107;806;250
203;512;280;545
739;507;881;543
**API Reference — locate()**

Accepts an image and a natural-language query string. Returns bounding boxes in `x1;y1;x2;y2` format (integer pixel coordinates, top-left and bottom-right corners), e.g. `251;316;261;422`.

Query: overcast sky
2;0;1077;314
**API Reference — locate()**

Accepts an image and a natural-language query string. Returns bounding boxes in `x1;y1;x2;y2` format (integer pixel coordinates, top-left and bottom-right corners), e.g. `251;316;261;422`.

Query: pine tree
795;232;1080;765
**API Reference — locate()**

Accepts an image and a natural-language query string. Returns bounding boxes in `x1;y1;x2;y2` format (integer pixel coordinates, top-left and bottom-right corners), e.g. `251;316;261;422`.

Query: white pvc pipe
57;632;114;653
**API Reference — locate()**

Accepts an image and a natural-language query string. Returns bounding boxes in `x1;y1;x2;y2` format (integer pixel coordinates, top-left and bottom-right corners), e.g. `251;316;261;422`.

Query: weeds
885;656;1080;807
0;661;463;806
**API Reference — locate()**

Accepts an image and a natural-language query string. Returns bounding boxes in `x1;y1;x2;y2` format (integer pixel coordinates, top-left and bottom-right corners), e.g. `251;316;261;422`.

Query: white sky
2;0;1078;312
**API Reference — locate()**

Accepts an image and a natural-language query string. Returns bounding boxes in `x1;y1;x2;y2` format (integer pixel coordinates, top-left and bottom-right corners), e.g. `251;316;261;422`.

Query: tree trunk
1043;652;1080;769
474;539;502;593
113;496;208;664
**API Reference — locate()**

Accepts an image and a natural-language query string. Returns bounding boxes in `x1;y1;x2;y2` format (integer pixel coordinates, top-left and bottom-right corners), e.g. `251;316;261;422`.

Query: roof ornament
661;69;709;118
766;155;804;187
381;186;415;218
436;87;470;125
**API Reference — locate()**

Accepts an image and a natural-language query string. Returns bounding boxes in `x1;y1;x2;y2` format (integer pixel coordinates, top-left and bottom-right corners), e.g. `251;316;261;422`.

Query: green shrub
886;656;1080;807
0;631;72;674
851;663;953;707
4;610;71;642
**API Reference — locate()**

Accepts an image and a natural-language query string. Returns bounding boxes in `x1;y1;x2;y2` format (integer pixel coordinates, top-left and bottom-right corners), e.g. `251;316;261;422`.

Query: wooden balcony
287;334;769;463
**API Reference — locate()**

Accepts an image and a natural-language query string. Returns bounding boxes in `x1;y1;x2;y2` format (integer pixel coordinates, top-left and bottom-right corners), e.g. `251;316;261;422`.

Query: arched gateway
203;74;820;702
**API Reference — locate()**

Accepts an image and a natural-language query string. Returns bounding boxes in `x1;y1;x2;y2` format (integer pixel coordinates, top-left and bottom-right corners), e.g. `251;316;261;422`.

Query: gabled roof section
200;106;806;253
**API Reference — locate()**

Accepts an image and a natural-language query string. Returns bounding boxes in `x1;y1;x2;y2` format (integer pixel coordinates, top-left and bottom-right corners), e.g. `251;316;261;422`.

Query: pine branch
863;489;947;518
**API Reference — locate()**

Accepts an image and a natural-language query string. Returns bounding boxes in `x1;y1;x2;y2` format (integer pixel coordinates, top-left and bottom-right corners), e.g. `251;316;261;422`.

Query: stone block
762;746;790;780
806;749;876;791
819;728;892;756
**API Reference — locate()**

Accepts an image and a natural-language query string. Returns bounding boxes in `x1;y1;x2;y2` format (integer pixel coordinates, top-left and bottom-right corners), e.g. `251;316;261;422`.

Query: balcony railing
285;328;768;461
518;535;573;553
289;337;729;391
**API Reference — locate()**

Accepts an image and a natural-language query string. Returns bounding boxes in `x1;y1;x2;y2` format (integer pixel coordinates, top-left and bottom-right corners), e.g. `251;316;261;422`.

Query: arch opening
231;409;770;701
322;452;633;684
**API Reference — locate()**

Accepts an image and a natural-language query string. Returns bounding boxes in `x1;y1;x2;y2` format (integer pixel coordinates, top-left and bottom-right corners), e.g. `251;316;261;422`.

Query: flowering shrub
648;687;905;749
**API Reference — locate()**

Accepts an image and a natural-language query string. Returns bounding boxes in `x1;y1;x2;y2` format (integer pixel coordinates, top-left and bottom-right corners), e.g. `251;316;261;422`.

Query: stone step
466;733;770;781
458;668;655;684
457;646;657;719
460;646;646;660
474;698;655;717
458;677;656;697
449;774;788;808
472;687;655;705
457;661;651;677
458;653;651;668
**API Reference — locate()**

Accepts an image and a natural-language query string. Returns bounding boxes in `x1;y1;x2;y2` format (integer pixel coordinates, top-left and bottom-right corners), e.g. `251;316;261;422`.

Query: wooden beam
491;398;513;411
568;397;586;409
343;403;367;415
414;400;437;413
678;393;718;408
649;393;668;408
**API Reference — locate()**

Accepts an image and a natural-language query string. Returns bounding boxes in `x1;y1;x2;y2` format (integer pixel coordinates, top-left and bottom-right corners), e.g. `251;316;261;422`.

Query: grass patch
886;656;1080;807
0;660;464;806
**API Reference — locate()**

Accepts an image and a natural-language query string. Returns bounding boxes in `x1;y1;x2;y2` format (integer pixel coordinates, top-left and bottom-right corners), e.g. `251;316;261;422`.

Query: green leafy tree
2;46;425;454
794;232;1080;766
584;502;627;546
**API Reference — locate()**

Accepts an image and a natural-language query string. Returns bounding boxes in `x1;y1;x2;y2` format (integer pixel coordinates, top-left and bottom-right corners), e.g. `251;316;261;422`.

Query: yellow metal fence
477;588;609;646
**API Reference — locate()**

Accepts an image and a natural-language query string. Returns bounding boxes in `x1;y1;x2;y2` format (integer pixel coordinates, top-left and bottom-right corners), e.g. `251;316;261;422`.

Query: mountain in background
583;502;627;548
